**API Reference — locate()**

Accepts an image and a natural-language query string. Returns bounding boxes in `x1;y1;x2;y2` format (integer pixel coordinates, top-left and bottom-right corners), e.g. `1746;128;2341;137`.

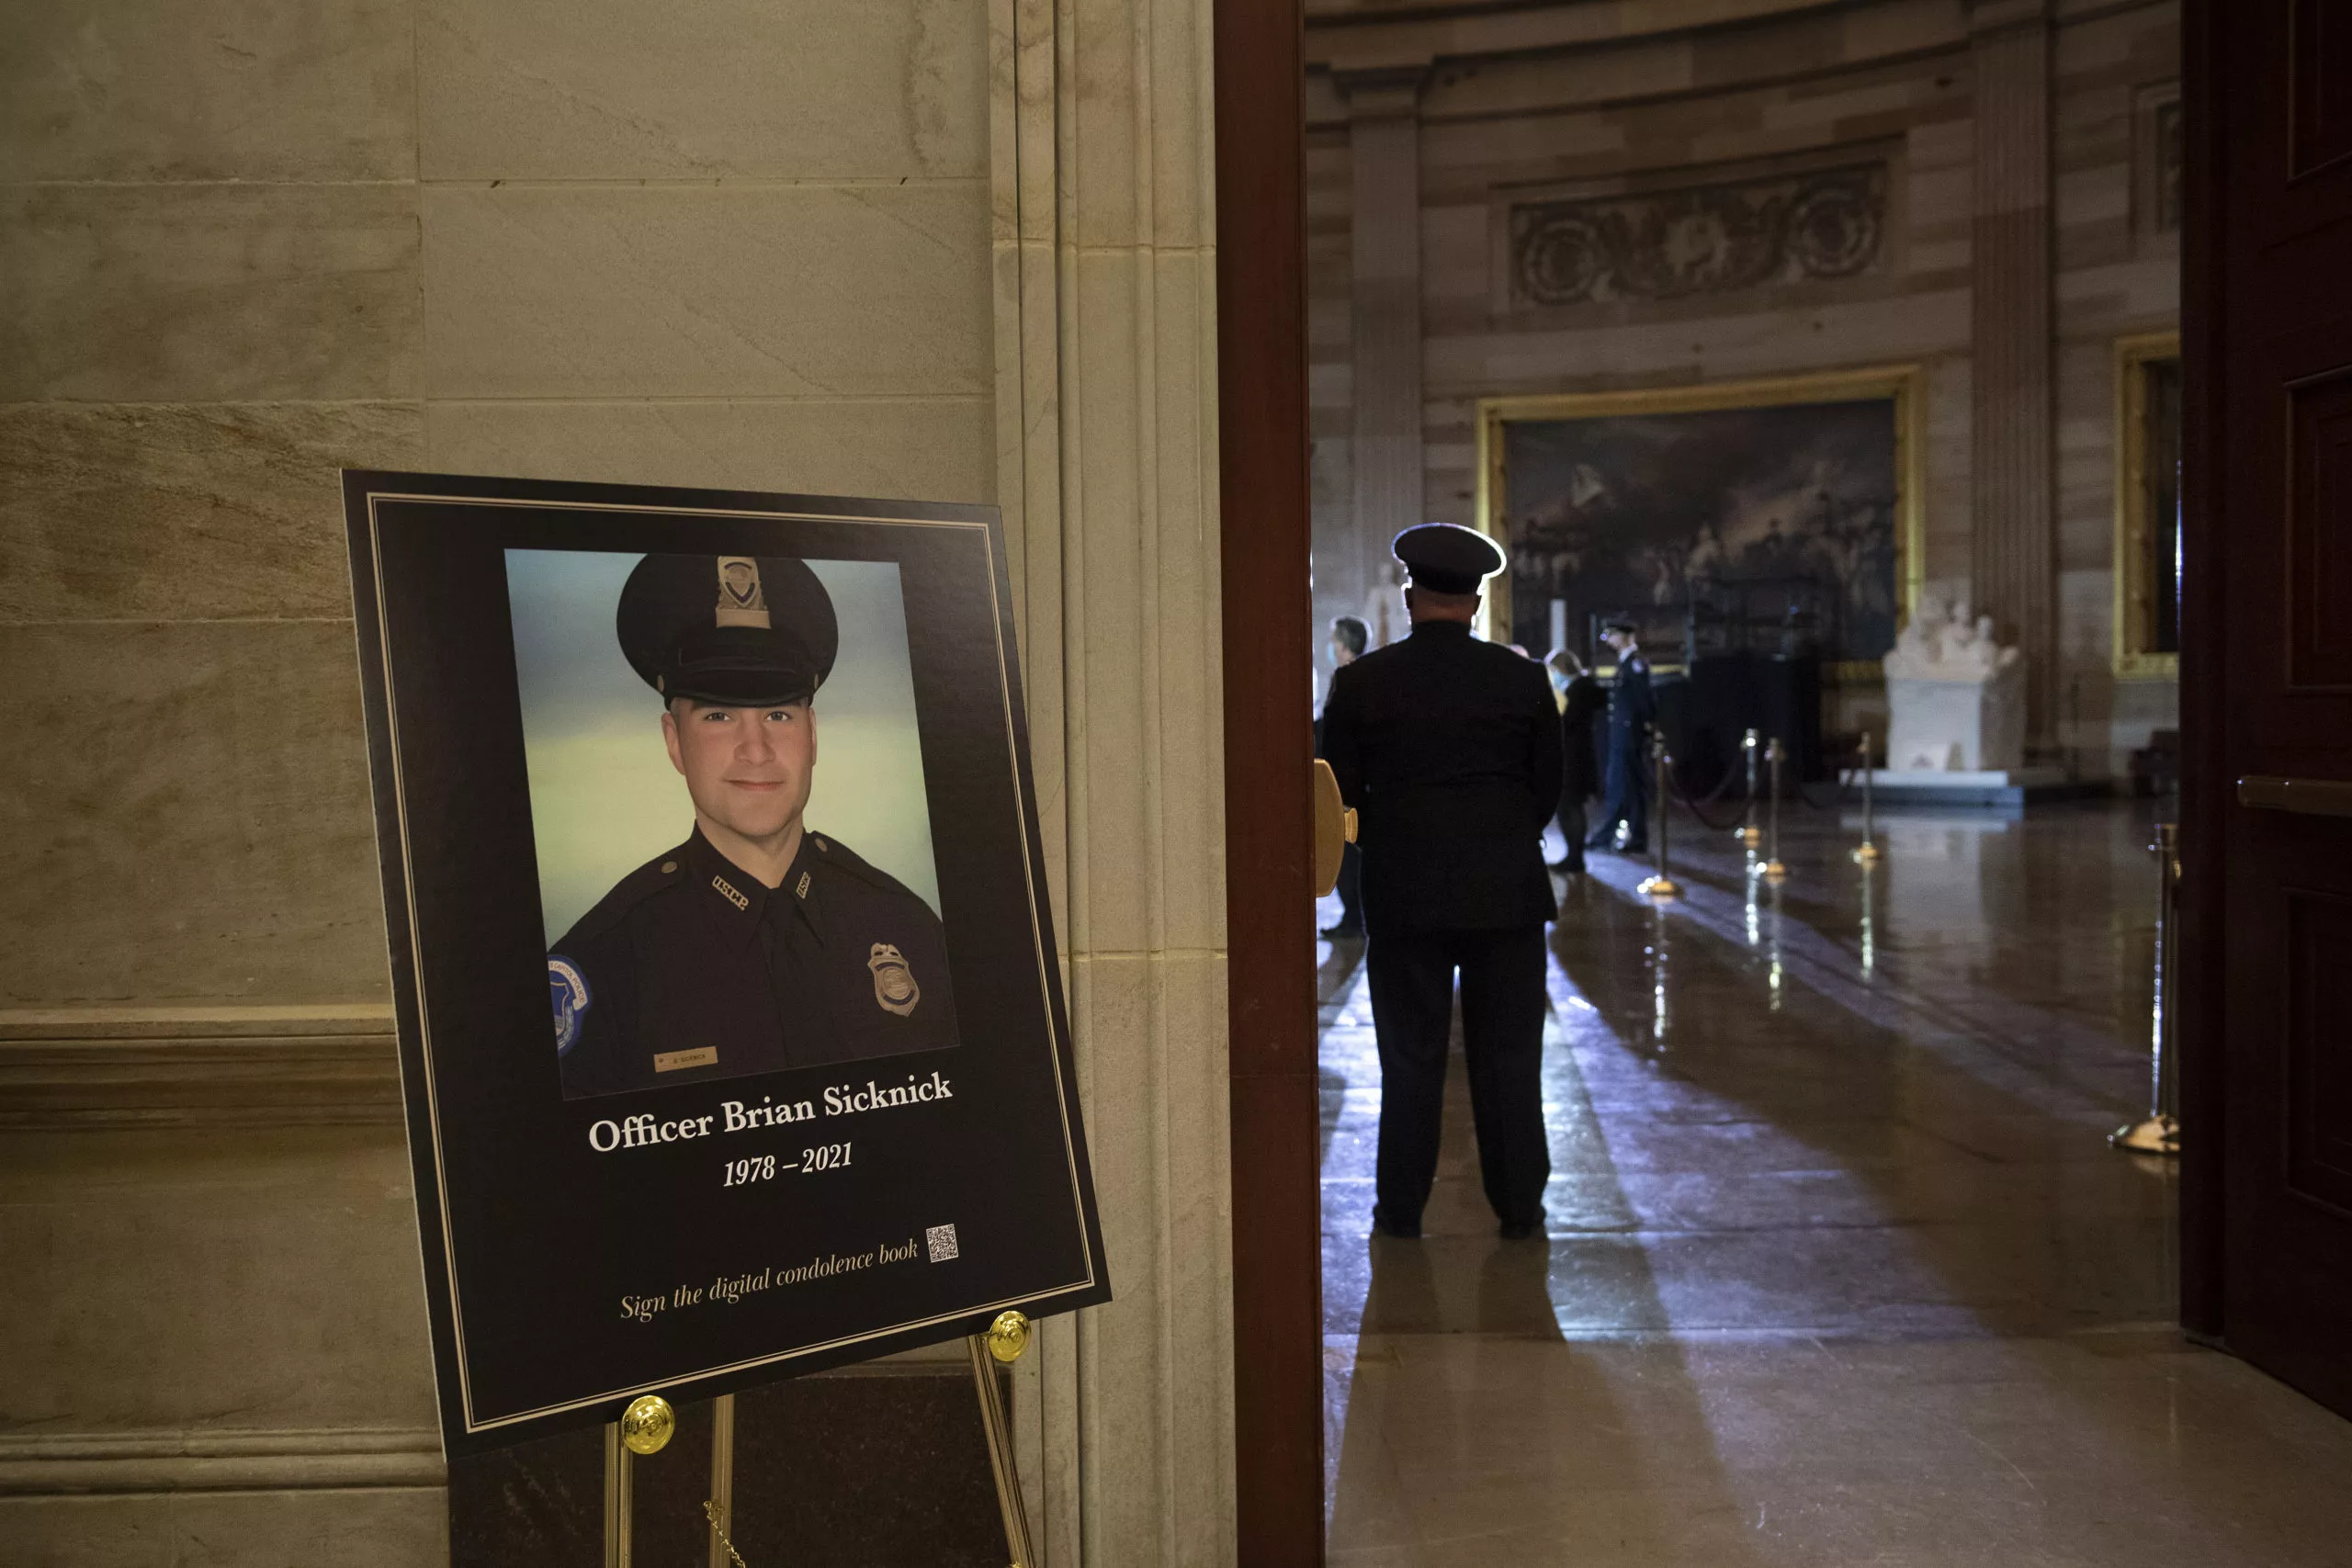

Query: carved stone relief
1510;163;1887;308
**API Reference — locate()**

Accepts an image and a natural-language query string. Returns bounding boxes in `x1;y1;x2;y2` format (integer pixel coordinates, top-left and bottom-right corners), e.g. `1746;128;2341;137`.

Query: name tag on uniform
653;1046;719;1073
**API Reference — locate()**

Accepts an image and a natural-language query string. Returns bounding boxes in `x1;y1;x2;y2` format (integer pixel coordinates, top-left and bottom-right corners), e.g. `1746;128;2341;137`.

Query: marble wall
1;0;1231;1562
1306;0;2179;773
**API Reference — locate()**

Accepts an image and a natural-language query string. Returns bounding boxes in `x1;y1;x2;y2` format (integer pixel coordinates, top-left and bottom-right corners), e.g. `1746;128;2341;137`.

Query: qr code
926;1224;959;1262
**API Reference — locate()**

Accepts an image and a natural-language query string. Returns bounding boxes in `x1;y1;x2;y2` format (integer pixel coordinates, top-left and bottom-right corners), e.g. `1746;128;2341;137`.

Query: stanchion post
1761;738;1789;883
1852;729;1882;864
1738;728;1762;845
1639;732;1681;900
2111;823;2182;1155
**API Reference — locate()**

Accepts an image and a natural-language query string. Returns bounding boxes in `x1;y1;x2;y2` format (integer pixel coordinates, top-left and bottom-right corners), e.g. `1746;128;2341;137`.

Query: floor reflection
1317;799;2352;1565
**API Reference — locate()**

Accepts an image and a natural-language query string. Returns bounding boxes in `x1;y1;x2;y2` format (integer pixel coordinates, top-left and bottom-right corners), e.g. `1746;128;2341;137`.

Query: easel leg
707;1394;738;1568
603;1422;633;1568
968;1332;1038;1568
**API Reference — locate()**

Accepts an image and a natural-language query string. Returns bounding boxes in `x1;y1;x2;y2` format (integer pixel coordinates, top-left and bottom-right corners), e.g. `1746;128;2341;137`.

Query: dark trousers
1595;730;1649;848
1364;925;1551;1227
1555;800;1587;874
1333;841;1363;931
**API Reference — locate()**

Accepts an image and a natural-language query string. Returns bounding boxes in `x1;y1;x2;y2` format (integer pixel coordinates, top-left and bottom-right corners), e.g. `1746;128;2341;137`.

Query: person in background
1317;615;1370;939
1546;649;1605;876
1320;525;1562;1241
1587;618;1657;855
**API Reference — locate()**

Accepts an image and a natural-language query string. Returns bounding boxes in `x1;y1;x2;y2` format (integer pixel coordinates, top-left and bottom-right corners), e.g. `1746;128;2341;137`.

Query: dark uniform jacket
1607;653;1657;740
1319;621;1564;935
1559;673;1606;804
549;826;957;1098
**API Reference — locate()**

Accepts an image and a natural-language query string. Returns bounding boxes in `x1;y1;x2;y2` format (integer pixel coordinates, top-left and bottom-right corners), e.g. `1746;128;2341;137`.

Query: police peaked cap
616;553;838;706
1391;523;1506;595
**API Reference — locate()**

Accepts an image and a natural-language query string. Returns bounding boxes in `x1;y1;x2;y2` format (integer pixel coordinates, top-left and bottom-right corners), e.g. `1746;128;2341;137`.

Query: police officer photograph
523;550;962;1100
1318;523;1563;1242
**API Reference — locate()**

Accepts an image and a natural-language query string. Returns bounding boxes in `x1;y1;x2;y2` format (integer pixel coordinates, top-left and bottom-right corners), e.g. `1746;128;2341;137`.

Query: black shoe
1320;921;1364;940
1497;1216;1544;1240
1371;1205;1421;1239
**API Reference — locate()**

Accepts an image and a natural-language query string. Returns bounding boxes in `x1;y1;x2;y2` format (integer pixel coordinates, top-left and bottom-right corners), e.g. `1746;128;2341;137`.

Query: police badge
714;556;768;626
868;942;920;1017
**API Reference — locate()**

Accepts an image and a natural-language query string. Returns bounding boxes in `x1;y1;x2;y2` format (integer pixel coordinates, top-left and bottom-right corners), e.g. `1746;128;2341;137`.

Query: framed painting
2113;331;2182;678
1475;366;1925;679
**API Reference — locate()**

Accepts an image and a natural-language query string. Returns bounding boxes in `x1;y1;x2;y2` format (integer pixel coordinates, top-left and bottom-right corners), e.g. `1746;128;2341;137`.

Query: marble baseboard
1862;767;2110;810
0;1481;447;1568
0;1007;400;1127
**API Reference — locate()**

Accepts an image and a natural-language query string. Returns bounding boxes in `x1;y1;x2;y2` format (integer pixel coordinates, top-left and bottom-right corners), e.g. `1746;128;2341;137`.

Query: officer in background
1545;649;1606;876
1587;616;1657;855
549;554;958;1099
1318;615;1370;939
1319;525;1563;1240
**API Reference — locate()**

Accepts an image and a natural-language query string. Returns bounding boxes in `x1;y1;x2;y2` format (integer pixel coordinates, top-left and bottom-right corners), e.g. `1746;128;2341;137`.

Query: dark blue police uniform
552;825;956;1098
1319;525;1563;1238
1589;640;1657;853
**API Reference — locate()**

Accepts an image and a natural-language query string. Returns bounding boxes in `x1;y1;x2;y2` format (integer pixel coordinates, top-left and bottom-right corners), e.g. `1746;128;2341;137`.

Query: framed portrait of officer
343;469;1108;1458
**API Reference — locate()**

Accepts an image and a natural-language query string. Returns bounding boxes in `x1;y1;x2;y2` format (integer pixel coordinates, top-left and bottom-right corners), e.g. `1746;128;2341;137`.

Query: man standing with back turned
1320;525;1564;1240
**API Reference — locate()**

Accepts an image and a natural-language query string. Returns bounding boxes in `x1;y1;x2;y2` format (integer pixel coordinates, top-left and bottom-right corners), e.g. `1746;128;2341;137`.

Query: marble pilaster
989;0;1234;1560
1968;0;2059;744
1338;69;1429;650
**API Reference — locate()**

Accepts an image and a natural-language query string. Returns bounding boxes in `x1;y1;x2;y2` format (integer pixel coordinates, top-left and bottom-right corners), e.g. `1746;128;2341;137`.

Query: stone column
991;0;1234;1561
1340;68;1429;649
1968;0;2057;744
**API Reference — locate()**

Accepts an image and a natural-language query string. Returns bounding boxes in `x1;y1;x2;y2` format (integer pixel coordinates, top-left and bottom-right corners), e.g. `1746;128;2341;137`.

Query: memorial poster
343;470;1109;1456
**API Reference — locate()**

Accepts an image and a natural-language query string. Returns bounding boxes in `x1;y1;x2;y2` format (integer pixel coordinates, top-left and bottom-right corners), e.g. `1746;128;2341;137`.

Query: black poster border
342;469;1109;1457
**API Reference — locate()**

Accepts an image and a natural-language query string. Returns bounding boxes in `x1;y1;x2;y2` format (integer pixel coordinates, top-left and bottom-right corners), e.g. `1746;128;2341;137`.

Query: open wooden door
2181;0;2352;1416
1215;0;1324;1561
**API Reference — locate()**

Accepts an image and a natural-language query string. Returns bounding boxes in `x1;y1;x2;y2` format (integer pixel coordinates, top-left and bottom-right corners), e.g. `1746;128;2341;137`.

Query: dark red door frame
2176;0;2223;1343
1214;0;1323;1561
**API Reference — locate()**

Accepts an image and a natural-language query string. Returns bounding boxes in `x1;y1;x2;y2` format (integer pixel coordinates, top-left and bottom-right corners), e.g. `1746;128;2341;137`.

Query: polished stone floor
1317;798;2352;1566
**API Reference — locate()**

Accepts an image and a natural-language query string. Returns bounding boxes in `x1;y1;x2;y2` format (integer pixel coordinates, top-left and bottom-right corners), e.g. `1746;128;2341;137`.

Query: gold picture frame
2113;331;2182;679
1473;364;1927;681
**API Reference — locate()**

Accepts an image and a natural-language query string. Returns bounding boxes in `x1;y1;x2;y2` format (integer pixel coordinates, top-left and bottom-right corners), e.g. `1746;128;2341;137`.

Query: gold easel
603;1311;1038;1568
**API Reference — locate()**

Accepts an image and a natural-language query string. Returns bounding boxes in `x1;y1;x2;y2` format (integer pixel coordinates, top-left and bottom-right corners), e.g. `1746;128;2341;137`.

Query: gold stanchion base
1637;875;1682;900
1737;826;1762;846
2109;1114;2179;1156
1760;860;1789;883
1852;841;1883;863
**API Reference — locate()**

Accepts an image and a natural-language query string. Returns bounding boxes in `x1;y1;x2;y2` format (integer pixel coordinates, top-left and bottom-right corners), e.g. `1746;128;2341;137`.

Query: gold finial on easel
985;1310;1032;1364
619;1394;676;1455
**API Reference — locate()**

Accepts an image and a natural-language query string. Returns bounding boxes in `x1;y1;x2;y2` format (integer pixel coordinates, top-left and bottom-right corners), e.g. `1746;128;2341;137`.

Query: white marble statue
1883;595;2026;772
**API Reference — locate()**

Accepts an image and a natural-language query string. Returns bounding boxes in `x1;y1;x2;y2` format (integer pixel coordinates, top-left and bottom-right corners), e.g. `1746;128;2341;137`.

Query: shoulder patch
548;957;591;1055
